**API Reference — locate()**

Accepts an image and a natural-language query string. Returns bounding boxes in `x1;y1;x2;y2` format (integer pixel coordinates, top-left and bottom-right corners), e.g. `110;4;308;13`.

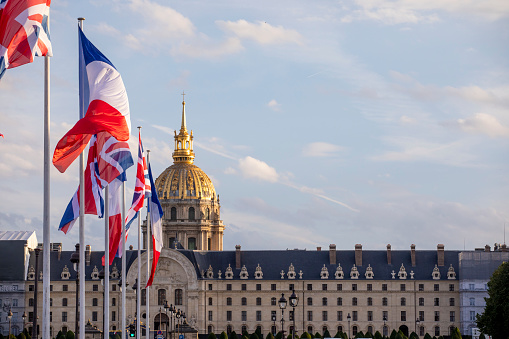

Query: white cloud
302;142;345;157
238;156;279;182
216;20;304;45
445;113;509;138
267;99;281;112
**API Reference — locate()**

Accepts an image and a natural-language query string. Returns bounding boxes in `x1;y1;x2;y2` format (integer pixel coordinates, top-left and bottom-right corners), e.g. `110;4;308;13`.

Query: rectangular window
241;284;247;291
469;298;475;306
368;311;373;321
419;284;424;291
382;298;388;306
469;311;476;321
419;297;424;306
208;284;213;291
434;284;439;292
62;312;67;322
400;284;406;291
112;285;116;291
449;284;454;291
450;311;455;322
256;298;262;306
307;284;312;291
256;311;262;322
323;297;328;306
352;297;357;306
227;298;232;306
367;284;372;291
63;285;68;291
227;284;232;291
256;284;262;291
322;284;327;291
419;311;424;322
469;283;475;290
241;311;247;322
112;311;116;321
401;311;406;322
289;283;295;291
352;284;357;291
434;311;440;321
337;297;342;306
271;284;276;291
92;311;98;322
337;311;343;321
227;311;232;321
352;311;358;321
12;299;18;307
449;298;455;306
382;284;387;291
383;311;388;321
307;311;313;321
50;312;52;322
337;283;343;291
29;285;34;291
209;311;213;321
50;285;53;291
209;298;213;306
434;298;440;306
322;311;328;321
112;298;116;307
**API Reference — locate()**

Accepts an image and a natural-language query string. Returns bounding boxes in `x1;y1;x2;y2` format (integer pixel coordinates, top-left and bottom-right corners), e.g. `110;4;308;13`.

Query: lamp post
70;244;80;339
383;315;387;338
8;309;13;338
175;309;181;339
132;279;139;339
289;290;299;339
164;300;169;339
272;315;277;335
347;313;351;339
415;318;420;335
169;304;175;339
22;311;27;334
279;293;287;338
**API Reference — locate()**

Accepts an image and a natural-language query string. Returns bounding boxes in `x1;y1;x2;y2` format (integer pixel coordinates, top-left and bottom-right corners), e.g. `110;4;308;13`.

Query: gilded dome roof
155;163;216;200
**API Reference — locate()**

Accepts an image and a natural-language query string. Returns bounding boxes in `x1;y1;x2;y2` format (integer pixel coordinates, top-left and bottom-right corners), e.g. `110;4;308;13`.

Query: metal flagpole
78;17;86;339
122;182;127;339
137;126;142;339
105;185;110;339
42;25;51;339
146;150;151;339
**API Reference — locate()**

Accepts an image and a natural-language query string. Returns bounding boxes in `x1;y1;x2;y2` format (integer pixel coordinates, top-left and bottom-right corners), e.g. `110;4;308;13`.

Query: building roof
0;231;38;249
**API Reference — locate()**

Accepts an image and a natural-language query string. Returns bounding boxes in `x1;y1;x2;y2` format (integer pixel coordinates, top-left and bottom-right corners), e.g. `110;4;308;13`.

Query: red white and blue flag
0;0;52;79
146;162;163;287
53;26;131;173
58;135;104;234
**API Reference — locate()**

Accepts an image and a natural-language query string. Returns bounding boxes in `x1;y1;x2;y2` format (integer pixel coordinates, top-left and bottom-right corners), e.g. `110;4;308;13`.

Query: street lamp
70;244;80;339
169;304;175;339
22;311;27;333
8;309;13;338
164;300;170;339
347;313;351;339
383;315;387;338
415;318;420;335
272;315;277;335
175;309;181;339
289;290;299;339
279;293;287;338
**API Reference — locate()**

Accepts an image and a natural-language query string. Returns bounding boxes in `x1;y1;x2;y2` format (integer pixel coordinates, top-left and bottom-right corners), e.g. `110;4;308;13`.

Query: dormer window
320;265;329;279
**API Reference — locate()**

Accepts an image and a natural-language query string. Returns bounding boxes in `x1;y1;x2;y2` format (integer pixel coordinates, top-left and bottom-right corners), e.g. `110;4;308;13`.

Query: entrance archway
399;325;409;337
154;312;170;332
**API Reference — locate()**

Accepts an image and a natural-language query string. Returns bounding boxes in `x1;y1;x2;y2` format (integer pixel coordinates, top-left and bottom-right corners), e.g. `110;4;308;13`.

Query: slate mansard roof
26;247;460;282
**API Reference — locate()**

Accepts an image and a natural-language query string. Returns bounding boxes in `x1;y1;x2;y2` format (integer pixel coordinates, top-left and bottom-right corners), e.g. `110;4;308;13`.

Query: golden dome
155;163;217;200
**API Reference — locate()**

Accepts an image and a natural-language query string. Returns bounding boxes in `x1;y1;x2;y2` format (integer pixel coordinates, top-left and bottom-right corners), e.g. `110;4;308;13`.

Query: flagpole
42;44;51;339
146;150;151;339
78;17;86;339
137;126;142;339
105;185;110;339
122;181;127;339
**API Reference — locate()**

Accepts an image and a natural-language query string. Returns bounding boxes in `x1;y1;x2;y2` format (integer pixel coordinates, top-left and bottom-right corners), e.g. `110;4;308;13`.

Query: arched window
307;297;313;306
382;297;388;306
367;297;373;306
189;207;195;220
322;297;328;306
337;297;342;306
435;327;440;336
206;208;210;220
337;326;343;333
242;297;247;306
208;325;213;334
256;297;262;306
353;326;358;336
307;326;313;334
171;207;177;220
227;297;232;306
209;297;213;306
158;289;166;305
188;237;196;250
175;289;183;305
141;289;146;306
367;326;373;334
322;326;328;334
186;141;190;149
62;298;67;307
242;325;247;334
178;141;181;149
401;297;406;306
227;325;233;335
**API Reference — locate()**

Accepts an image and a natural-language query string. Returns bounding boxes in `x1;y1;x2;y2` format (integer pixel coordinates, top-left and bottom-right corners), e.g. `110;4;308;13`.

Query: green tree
220;332;228;339
314;332;322;339
374;331;382;339
477;262;509;339
275;332;283;339
241;335;249;339
409;332;418;339
450;328;461;339
354;332;365;339
230;331;238;339
266;333;275;339
17;333;26;339
479;334;485;339
323;330;331;338
250;333;259;339
423;334;431;339
208;333;217;339
390;330;398;339
365;332;373;339
56;333;65;339
301;332;312;339
334;332;342;338
65;331;75;339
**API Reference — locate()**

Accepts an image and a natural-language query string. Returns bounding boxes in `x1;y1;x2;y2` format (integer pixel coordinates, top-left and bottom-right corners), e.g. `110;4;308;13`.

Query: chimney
235;245;241;269
317;247;321;251
484;244;491;252
355;244;362;266
437;244;445;266
57;244;62;260
129;245;134;250
85;245;91;266
411;244;416;266
501;244;508;252
387;244;392;265
329;244;336;265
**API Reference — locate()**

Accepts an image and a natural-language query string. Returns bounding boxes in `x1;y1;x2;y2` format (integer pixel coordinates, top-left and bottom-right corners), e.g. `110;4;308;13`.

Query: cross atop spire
181;91;186;103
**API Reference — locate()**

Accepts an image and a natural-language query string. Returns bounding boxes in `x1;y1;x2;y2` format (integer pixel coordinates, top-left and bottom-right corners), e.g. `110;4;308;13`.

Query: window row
219;283;455;292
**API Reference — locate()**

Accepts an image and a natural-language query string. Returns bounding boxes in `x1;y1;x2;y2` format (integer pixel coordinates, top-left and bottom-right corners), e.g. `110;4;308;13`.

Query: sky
0;0;508;253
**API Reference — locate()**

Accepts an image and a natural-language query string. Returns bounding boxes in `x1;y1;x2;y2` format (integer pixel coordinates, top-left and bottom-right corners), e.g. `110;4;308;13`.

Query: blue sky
0;0;508;252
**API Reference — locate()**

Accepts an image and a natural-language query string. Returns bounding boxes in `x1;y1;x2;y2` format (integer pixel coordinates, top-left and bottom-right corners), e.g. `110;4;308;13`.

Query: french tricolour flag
52;26;131;173
146;162;163;287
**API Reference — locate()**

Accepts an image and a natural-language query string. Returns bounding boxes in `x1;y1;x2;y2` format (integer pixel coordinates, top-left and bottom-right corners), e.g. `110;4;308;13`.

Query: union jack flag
96;132;134;185
59;135;104;234
0;0;52;79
